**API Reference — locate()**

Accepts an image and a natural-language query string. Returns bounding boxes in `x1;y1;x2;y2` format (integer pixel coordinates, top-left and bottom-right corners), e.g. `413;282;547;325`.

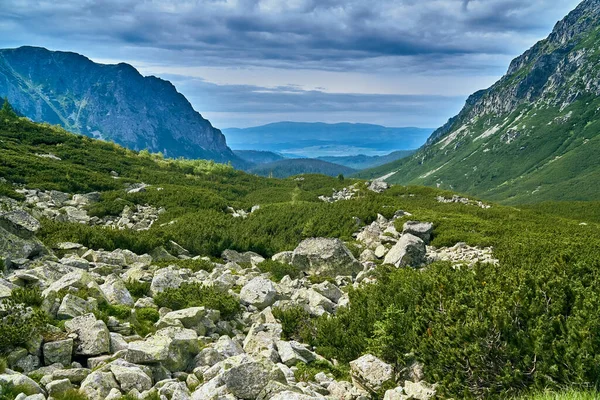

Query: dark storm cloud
0;0;582;69
0;0;583;128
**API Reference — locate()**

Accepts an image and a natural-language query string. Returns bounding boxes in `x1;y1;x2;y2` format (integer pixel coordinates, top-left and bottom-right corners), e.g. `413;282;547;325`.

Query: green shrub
273;306;315;342
52;389;89;400
294;360;349;383
0;358;6;374
10;287;43;308
0;382;38;399
132;307;160;337
87;196;134;218
154;283;240;319
257;260;302;282
0;302;47;353
155;259;215;273
125;280;151;299
95;303;132;323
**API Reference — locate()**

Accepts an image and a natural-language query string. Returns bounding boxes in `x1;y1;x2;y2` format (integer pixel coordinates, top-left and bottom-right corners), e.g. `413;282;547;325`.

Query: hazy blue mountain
233;150;285;165
0;46;247;167
248;158;356;178
318;150;415;170
222;122;432;157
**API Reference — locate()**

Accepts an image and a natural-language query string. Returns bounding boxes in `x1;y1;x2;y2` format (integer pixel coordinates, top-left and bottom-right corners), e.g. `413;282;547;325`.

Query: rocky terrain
0;179;500;400
0;47;246;167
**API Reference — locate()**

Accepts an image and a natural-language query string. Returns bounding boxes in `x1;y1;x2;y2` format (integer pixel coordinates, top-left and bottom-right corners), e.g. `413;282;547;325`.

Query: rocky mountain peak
0;46;245;166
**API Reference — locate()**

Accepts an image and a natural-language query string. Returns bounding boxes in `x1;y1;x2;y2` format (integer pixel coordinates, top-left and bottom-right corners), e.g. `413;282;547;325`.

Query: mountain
248;158;356;178
233;150;285;165
358;0;600;204
318;150;415;170
0;46;246;167
222;122;432;157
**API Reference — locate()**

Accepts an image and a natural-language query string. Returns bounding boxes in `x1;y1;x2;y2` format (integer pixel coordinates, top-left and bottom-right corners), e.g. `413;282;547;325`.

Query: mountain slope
359;0;600;204
233;150;285;165
223;122;432;157
319;150;415;170
0;46;246;166
248;158;356;178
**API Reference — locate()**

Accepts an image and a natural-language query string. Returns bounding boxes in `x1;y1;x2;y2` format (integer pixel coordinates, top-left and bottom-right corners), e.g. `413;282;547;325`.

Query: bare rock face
291;238;362;278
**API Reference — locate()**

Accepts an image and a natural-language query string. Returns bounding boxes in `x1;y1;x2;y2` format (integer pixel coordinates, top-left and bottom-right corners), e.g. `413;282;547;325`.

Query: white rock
240;277;277;309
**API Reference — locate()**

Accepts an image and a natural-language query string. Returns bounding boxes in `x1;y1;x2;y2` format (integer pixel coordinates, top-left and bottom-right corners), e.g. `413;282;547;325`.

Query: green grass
517;391;599;400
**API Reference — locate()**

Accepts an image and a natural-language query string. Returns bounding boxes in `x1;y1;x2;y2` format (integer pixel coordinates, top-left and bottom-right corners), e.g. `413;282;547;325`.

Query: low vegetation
1;105;600;398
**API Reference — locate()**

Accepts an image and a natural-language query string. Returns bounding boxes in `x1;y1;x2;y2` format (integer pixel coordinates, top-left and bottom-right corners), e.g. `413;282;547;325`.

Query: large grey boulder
291;238;362;277
0;372;44;395
43;339;73;366
45;378;73;397
222;249;265;265
0;210;40;238
156;307;220;336
271;251;293;265
64;314;110;356
80;371;120;400
350;354;394;393
100;274;134;306
0;226;47;263
109;361;153;392
243;323;283;362
150;266;185;296
368;181;389;193
42;270;97;297
383;234;426;268
240;277;277;309
276;340;317;367
222;360;284;399
402;221;434;244
384;387;409;400
57;294;96;320
125;327;200;372
403;381;437;400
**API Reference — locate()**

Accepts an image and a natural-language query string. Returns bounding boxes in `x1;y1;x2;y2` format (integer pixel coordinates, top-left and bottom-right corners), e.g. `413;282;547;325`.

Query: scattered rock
240;277;277;309
292;238;362;277
383;234;426;268
64;314;110;356
350;354;394;393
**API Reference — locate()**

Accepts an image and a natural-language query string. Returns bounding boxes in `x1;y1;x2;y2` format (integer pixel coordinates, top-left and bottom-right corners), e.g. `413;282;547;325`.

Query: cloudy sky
0;0;582;129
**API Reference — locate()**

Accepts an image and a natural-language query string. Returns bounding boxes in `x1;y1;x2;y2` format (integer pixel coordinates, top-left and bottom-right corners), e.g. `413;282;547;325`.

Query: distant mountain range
358;0;600;203
233;149;415;178
318;150;415;170
0;46;248;167
222;122;432;157
248;158;356;179
233;150;285;165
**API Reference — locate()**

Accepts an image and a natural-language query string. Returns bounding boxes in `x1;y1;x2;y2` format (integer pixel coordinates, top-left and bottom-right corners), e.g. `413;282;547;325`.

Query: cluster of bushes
153;283;240;319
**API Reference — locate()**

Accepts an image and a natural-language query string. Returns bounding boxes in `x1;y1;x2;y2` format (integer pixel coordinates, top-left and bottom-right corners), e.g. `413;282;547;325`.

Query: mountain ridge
359;0;600;203
0;46;247;167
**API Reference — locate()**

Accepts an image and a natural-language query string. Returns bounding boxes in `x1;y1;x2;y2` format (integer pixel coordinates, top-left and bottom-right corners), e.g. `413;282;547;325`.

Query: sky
0;0;583;129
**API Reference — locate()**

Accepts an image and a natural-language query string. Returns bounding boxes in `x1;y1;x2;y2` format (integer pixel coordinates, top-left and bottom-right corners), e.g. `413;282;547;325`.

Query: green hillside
357;0;600;204
248;158;356;179
1;103;600;398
